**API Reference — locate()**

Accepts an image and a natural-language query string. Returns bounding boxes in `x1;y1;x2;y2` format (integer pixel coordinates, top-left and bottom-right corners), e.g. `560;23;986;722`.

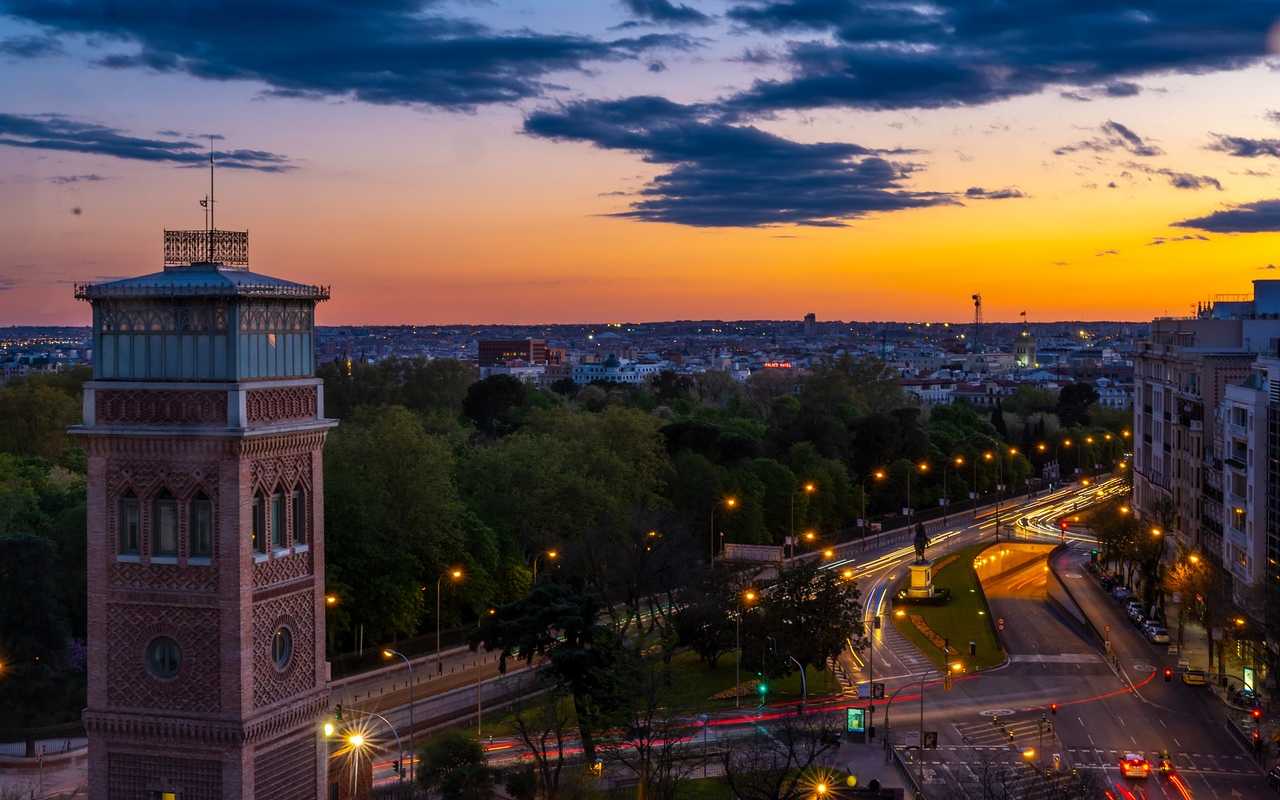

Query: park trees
417;730;494;799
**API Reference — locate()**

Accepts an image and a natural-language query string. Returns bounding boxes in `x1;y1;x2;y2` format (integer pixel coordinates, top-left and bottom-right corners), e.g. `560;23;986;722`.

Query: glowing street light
1150;528;1162;538
841;567;855;580
323;721;335;738
712;496;738;562
348;733;365;749
325;594;338;607
1189;554;1201;565
822;548;835;560
736;589;759;708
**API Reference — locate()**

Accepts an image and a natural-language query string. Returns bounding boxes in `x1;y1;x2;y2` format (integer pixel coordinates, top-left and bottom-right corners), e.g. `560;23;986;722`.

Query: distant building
803;312;817;339
572;353;664;384
1014;327;1037;368
478;338;548;367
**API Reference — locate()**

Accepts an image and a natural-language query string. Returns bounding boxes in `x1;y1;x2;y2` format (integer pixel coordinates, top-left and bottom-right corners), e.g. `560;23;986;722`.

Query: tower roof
75;261;329;302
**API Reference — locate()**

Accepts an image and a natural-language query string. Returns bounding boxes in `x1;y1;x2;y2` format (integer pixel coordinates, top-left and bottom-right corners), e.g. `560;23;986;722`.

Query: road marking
1088;734;1095;746
1174;737;1182;747
1117;716;1125;727
1159;718;1167;729
1077;716;1085;727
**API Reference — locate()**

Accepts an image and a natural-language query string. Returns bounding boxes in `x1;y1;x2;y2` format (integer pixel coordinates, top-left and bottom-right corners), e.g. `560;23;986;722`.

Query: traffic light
1060;519;1069;531
1050;703;1058;715
756;673;768;700
334;703;343;721
1090;548;1098;563
391;760;401;775
1252;707;1263;721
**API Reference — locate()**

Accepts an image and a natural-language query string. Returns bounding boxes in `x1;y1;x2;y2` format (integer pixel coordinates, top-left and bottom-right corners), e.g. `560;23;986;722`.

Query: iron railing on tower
164;229;249;267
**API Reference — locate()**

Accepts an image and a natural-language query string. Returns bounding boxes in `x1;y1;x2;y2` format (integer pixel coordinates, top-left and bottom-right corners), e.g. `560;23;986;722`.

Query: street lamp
790;481;817;556
736;590;758;709
436;568;464;674
531;549;559;584
711;496;738;563
382;648;417;782
943;455;964;525
822;548;835;560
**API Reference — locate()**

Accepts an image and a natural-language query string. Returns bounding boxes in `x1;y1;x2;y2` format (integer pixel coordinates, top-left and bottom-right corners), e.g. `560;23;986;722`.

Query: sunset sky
3;1;1280;325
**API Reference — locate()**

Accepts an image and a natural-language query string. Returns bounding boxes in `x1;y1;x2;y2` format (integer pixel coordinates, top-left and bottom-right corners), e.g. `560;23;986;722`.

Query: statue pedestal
906;561;934;599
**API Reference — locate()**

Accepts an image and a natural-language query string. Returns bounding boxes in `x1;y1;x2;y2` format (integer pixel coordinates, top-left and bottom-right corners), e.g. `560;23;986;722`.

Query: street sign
996;617;1005;631
1245;666;1255;692
923;731;938;749
856;682;885;699
846;707;866;734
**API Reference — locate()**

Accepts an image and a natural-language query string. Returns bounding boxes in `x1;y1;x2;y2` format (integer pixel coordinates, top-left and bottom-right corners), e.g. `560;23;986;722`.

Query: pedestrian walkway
899;745;1075;800
877;622;933;676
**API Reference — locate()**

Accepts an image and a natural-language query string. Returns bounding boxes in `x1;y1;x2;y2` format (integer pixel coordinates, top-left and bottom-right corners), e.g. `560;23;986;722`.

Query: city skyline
4;2;1280;326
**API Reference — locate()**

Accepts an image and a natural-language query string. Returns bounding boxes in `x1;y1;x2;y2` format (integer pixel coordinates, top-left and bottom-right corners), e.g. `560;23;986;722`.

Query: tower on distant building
73;220;335;798
1015;310;1036;368
803;312;817;339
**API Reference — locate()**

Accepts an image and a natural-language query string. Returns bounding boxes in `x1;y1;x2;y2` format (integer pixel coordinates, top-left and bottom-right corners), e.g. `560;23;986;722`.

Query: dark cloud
1055;121;1162;157
2;0;692;111
0;113;294;172
1096;249;1120;257
620;0;711;26
1122;162;1222;191
731;47;780;65
1207;133;1280;158
1059;82;1143;103
1147;233;1209;245
963;186;1026;200
647;60;667;73
49;173;108;184
0;34;61;58
720;1;1274;114
1174;199;1280;233
1267;110;1280;126
522;95;950;227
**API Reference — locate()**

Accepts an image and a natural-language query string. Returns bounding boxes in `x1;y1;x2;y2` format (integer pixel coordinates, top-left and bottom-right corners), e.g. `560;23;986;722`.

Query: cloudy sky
3;0;1280;324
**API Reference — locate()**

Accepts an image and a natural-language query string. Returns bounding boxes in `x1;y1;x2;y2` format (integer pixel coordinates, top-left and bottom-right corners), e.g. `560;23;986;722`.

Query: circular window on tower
272;626;293;671
145;636;181;680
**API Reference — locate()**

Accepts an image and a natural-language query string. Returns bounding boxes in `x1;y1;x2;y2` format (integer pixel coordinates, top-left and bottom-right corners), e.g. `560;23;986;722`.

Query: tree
463;374;531;435
720;711;840;800
418;730;494;799
0;377;83;461
472;581;626;763
599;657;699;800
990;401;1008;438
674;565;748;669
1056;383;1099;428
508;681;574;800
747;561;866;678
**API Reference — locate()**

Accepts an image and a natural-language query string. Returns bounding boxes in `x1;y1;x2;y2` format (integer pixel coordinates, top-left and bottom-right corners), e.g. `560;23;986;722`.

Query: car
1177;658;1191;673
1120;753;1151;778
1267;764;1280;790
1113;586;1133;600
1126;600;1142;614
1147;627;1170;645
1182;669;1208;686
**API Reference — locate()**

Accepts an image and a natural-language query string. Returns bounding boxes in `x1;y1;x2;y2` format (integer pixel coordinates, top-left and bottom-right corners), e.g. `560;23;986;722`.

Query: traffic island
890;542;1006;670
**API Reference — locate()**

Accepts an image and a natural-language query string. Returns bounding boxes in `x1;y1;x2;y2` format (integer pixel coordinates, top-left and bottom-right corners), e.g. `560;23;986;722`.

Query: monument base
905;561;935;599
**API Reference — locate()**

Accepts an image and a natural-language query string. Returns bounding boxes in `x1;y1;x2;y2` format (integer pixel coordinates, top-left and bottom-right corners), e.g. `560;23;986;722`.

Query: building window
272;626;293;670
271;490;286;549
119;494;140;555
292;488;307;547
252;493;267;554
190;494;213;558
145;636;181;680
153;491;178;557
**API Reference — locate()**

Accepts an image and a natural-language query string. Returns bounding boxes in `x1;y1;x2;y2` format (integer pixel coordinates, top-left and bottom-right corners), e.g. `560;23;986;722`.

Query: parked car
1147;627;1170;645
1182;669;1208;686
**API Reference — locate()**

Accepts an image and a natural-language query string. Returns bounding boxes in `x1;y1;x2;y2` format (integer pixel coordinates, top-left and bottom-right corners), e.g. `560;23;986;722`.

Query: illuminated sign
846;707;865;733
763;361;793;369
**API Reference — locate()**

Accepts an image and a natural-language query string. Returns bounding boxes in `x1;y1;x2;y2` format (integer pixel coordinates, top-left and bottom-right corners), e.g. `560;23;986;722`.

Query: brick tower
73;227;335;799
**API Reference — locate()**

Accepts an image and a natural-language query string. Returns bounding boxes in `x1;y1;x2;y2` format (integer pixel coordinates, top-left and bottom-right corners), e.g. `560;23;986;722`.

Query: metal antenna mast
208;137;215;261
971;293;983;351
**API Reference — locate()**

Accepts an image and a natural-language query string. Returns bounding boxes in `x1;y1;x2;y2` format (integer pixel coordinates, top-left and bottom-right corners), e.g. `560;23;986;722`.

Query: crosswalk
1064;747;1259;775
953;714;1059;752
877;620;933;674
900;747;1089;800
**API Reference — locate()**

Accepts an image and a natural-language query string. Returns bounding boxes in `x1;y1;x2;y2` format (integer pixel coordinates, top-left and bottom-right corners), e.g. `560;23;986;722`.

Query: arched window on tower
252;492;267;554
271;488;286;550
190;492;213;559
292;487;307;547
153;491;178;557
118;492;140;556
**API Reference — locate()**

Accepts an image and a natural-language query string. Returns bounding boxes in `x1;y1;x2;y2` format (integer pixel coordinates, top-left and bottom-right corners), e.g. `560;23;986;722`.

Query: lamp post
868;469;887;548
531;549;559;584
382;648;416;782
711;496;738;563
330;707;405;785
736;590;757;709
944;456;963;526
436;568;463;674
790;481;817;557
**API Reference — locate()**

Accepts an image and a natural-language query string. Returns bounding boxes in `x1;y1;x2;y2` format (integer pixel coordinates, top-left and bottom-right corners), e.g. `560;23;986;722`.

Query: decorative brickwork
106;751;222;800
253;550;311;588
105;461;218;563
246;386;317;425
110;561;218;593
249;452;312;495
107;603;221;714
252;589;315;708
97;390;227;426
253;731;317;800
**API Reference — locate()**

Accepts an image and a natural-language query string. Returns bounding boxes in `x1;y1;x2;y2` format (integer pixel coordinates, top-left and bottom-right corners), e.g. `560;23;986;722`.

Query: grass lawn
890;542;1005;671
